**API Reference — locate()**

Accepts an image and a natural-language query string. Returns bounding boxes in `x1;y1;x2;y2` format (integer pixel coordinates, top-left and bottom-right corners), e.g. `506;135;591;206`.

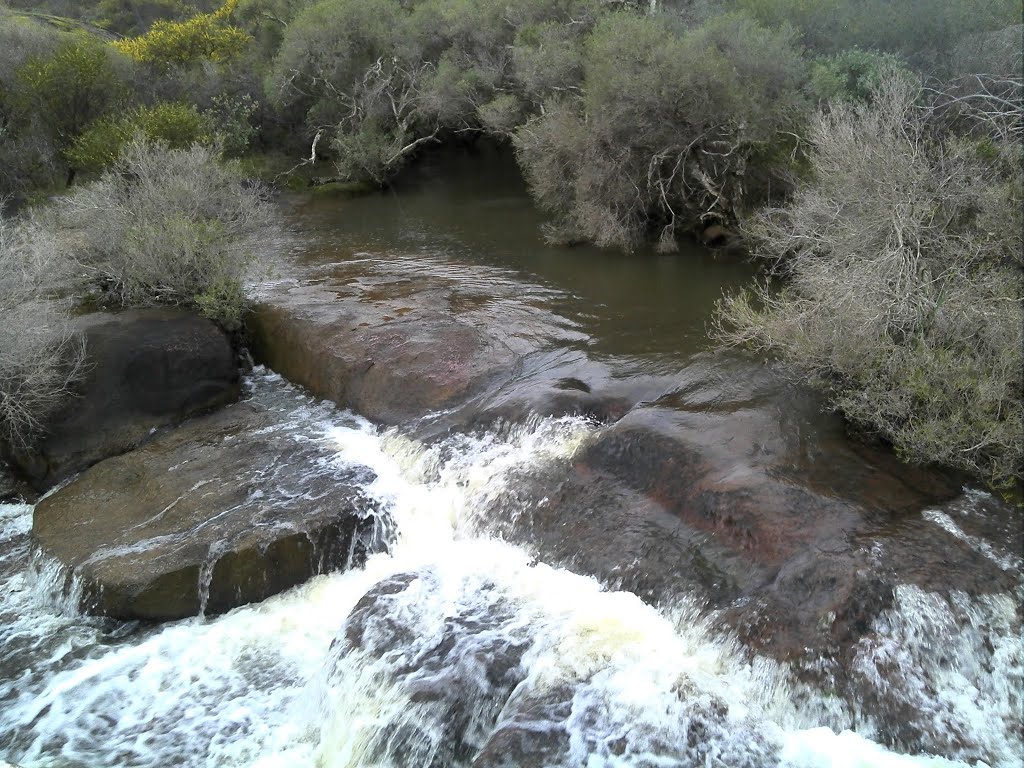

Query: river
0;145;1020;767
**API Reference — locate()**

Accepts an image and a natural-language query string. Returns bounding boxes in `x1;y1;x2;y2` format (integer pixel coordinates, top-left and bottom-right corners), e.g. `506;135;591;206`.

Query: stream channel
1;145;1021;767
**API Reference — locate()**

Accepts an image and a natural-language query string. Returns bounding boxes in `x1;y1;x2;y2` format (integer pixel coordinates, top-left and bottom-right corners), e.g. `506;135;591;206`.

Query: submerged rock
476;353;1021;755
329;567;781;768
33;395;384;621
5;308;240;491
327;570;533;767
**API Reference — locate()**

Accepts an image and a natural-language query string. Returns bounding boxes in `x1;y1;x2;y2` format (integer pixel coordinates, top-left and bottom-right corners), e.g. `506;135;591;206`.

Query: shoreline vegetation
0;0;1020;491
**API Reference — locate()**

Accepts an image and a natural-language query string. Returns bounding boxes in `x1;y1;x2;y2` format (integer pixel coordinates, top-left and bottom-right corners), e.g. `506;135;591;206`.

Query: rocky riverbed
1;151;1019;767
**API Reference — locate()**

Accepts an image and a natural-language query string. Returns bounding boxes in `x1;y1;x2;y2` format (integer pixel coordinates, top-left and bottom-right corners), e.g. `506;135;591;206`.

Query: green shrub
50;139;274;330
515;11;808;250
94;0;216;37
732;0;1020;72
808;49;914;105
204;92;257;156
67;101;213;173
113;0;251;70
14;35;130;151
268;0;605;183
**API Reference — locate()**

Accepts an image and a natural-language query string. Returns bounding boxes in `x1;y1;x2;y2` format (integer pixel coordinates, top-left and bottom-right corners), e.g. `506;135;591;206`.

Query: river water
0;146;1020;767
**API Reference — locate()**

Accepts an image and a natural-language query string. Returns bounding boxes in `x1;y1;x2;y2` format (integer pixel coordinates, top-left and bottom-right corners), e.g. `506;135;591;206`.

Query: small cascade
851;585;1022;763
0;371;1020;768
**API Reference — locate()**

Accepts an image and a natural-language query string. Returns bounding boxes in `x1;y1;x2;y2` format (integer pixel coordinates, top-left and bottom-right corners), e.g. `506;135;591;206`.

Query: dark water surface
285;143;756;370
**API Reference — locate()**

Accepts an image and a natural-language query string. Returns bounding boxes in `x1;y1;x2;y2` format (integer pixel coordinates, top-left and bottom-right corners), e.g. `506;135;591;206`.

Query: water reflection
284;142;756;369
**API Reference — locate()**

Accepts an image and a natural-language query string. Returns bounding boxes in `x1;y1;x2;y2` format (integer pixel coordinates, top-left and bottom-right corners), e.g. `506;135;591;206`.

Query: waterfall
0;371;1018;767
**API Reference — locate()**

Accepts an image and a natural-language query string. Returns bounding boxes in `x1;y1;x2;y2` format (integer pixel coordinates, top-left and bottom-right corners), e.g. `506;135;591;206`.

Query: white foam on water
0;504;31;546
922;510;1022;573
0;372;1019;767
851;585;1021;765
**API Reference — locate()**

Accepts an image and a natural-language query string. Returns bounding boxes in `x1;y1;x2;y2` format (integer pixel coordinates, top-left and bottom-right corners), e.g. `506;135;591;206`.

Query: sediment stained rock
249;280;518;426
474;354;1021;754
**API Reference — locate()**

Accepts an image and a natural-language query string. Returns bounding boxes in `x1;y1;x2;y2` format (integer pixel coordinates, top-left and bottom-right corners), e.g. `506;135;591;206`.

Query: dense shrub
0;214;85;449
716;74;1023;488
268;0;605;182
515;11;808;250
113;0;251;69
14;35;131;152
0;13;61;199
235;0;308;59
66;101;213;173
204;92;258;155
732;0;1021;73
808;49;914;105
50;139;274;330
93;0;219;36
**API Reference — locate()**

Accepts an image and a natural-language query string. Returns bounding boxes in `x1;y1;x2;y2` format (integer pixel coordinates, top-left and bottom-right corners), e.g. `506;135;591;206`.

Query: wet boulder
33;399;383;621
5;308;240;491
329;569;533;767
559;355;987;658
249;280;518;426
474;352;1021;753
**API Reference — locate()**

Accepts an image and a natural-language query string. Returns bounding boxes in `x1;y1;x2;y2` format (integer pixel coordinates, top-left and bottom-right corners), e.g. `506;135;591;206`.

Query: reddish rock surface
248;279;519;426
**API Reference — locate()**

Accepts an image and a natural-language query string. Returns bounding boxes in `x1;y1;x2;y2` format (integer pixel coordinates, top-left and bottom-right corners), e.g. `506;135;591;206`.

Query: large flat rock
249;279;517;426
32;379;383;620
247;259;616;429
479;353;1021;755
5;308;240;490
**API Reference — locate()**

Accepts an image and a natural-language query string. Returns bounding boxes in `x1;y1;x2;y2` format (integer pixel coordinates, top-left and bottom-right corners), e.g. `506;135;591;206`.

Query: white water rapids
0;372;1019;767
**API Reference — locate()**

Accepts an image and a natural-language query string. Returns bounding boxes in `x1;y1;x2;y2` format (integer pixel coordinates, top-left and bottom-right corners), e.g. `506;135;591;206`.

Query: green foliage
732;0;1021;72
268;0;404;126
269;0;605;183
113;0;252;70
14;35;130;150
716;76;1024;488
516;10;809;249
204;92;258;155
93;0;215;36
808;49;915;105
66;101;213;173
0;11;66;198
234;0;308;58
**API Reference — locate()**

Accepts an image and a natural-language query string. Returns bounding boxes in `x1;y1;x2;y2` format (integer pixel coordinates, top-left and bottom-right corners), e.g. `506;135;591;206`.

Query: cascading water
0;370;1019;767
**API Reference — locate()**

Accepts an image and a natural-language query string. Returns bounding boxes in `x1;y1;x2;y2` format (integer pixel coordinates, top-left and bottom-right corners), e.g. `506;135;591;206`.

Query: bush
808;49;914;105
204;92;258;156
268;0;605;183
14;35;131;151
66;101;213;174
716;74;1023;489
732;0;1020;73
113;0;252;70
515;11;808;250
93;0;218;37
0;213;85;449
51;139;274;330
0;15;81;196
